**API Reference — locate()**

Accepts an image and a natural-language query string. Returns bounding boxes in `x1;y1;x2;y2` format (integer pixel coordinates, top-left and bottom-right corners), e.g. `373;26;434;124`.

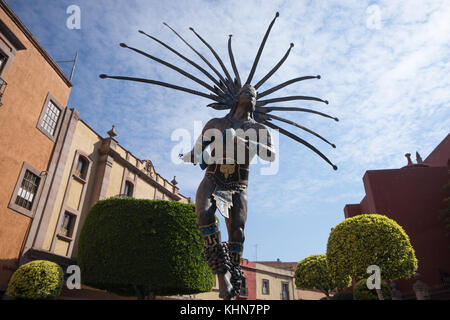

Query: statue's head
230;84;257;117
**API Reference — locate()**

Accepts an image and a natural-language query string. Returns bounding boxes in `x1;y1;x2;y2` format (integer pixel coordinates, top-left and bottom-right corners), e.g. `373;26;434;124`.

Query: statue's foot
218;271;233;300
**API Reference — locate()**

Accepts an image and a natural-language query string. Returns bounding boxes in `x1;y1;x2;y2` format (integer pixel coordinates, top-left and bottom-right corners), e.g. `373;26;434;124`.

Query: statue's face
237;85;257;113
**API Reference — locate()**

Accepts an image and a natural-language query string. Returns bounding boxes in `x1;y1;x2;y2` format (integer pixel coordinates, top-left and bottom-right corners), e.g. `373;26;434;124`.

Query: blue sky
9;0;449;262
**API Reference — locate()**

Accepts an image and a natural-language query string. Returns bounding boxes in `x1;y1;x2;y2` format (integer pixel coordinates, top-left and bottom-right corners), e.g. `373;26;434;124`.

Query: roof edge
0;0;73;87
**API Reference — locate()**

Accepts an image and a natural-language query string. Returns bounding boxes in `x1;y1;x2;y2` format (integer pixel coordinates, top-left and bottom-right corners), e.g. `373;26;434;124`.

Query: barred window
281;282;290;300
75;156;88;179
15;170;40;210
262;279;270;294
40;100;61;136
124;181;134;197
0;51;7;74
60;212;75;237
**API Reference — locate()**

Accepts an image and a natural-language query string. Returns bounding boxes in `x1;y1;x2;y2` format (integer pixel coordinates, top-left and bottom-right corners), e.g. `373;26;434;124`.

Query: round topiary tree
353;278;392;300
295;254;351;299
78;198;215;299
327;214;418;300
6;260;63;300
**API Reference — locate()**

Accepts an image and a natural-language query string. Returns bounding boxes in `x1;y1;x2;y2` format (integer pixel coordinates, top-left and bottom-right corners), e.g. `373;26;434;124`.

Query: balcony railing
0;76;7;107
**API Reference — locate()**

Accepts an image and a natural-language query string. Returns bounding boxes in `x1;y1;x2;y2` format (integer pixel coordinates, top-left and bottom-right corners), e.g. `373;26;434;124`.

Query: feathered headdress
100;12;338;170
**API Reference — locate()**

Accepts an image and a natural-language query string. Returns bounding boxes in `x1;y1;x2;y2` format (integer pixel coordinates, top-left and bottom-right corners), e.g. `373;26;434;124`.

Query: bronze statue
100;12;338;300
180;83;276;298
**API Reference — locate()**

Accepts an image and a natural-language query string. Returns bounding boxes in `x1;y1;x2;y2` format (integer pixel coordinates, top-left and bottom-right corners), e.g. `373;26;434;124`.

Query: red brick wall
240;260;257;300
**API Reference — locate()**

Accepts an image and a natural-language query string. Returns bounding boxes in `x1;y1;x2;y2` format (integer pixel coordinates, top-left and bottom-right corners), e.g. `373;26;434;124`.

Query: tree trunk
376;288;384;300
147;285;155;300
134;285;146;300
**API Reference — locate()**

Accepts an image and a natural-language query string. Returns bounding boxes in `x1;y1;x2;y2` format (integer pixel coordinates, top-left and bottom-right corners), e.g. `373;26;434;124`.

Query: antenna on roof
56;51;78;81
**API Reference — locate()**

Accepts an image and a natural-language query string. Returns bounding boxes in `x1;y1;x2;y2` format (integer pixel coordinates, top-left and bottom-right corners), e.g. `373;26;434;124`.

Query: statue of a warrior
181;84;275;299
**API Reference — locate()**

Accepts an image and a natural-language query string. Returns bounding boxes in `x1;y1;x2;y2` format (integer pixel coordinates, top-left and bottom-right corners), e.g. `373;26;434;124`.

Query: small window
37;94;64;141
124;181;134;197
281;282;290;300
0;51;8;106
239;275;248;297
40;100;61;136
60;212;75;238
262;279;270;295
0;51;7;74
75;156;88;180
15;170;40;210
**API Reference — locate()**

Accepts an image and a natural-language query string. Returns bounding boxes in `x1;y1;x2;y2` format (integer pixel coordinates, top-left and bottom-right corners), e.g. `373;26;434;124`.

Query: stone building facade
191;259;319;300
21;115;191;266
0;0;190;293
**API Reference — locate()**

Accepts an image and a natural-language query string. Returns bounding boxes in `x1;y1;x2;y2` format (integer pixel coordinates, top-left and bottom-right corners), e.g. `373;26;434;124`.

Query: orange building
0;0;73;289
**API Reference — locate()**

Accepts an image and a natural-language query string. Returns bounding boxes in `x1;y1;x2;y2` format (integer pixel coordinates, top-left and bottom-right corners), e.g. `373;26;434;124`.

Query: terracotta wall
343;135;450;298
240;260;257;300
0;3;71;288
424;134;450;167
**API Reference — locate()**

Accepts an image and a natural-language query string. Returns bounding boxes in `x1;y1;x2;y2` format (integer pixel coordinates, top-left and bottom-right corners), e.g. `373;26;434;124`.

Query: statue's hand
180;150;201;164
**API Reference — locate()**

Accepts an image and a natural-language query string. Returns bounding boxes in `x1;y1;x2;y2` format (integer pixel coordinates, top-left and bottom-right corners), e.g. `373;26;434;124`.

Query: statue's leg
225;188;248;296
227;188;248;262
196;175;233;299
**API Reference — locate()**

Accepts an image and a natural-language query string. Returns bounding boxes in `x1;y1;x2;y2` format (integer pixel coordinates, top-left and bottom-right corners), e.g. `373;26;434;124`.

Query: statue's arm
235;123;276;162
181;118;217;164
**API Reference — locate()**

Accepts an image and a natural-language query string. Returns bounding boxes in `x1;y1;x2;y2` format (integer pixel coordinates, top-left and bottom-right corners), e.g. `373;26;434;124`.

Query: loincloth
206;159;248;219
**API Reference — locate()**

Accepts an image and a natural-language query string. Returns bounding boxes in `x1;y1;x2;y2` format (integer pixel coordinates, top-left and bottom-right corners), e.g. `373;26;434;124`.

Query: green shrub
6;260;63;300
295;254;351;298
330;291;353;300
78;198;215;298
353;279;392;300
327;214;418;281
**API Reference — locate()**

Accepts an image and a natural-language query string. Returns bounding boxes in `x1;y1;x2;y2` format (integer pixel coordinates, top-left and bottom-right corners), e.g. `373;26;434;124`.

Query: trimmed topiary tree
327;214;418;300
353;279;392;300
78;198;215;299
294;254;351;299
6;260;63;300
